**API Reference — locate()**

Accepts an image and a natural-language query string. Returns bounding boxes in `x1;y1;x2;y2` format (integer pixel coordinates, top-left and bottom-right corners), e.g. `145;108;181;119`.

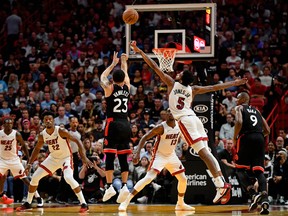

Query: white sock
125;193;134;203
27;192;34;204
75;191;86;204
34;191;40;198
213;176;224;188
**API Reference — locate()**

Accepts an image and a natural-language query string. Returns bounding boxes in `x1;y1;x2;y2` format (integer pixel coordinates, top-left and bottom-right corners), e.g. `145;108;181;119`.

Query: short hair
181;70;194;86
113;70;125;83
41;111;55;120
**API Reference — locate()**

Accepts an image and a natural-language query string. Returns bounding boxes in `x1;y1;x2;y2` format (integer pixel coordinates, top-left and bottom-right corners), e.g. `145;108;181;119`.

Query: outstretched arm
192;78;247;95
120;53;130;90
130;41;174;89
100;51;119;96
133;124;164;163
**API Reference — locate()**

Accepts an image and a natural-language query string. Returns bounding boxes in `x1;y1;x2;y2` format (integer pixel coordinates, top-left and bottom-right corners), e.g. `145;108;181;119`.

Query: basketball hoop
152;48;177;73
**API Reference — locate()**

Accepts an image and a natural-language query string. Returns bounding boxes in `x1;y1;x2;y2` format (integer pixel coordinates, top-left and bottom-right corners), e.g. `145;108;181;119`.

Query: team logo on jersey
1;139;14;145
46;136;59;145
198;116;208;124
193;105;208;113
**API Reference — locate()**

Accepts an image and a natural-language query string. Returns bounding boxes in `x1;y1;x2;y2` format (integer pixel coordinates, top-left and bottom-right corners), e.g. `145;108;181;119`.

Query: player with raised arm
0;117;43;206
234;92;270;215
100;52;132;203
119;109;195;212
130;40;247;204
16;111;93;213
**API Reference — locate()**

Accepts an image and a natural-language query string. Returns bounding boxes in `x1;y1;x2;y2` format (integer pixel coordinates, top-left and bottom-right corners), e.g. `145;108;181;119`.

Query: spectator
222;90;237;113
54;106;69;127
219;113;235;140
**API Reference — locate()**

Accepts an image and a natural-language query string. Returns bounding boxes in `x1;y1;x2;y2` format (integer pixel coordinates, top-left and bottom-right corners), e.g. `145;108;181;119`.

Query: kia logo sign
198;116;208;124
194;105;208;113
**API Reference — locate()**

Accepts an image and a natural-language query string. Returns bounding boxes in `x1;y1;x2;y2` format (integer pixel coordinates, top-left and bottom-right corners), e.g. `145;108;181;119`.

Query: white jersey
0;129;18;160
69;130;81;153
42;126;72;159
153;121;180;156
169;82;196;120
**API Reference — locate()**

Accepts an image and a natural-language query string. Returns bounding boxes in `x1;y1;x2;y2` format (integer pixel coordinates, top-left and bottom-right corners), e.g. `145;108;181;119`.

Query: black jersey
239;104;263;136
106;84;129;119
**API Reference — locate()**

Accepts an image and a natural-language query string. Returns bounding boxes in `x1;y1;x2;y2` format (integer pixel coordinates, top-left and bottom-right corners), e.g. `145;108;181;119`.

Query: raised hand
130;40;141;53
112;51;119;66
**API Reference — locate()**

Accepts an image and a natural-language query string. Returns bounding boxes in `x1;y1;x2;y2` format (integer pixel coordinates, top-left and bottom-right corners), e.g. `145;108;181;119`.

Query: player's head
2;116;13;131
113;69;125;86
176;70;194;86
166;108;174;121
41;111;55;129
236;92;250;105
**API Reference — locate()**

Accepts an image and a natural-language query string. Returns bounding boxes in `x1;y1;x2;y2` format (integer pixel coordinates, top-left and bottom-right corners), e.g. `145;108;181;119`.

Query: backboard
125;3;217;61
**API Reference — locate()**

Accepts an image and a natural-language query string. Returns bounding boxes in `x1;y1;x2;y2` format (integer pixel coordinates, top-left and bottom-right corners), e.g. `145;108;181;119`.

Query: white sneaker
137;196;148;204
116;185;130;203
213;182;231;204
152;182;162;192
36;197;44;207
118;201;129;212
175;202;195;211
103;185;117;202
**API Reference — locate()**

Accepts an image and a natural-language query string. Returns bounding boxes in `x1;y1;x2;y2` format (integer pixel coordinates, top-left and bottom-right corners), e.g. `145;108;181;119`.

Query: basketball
122;8;139;25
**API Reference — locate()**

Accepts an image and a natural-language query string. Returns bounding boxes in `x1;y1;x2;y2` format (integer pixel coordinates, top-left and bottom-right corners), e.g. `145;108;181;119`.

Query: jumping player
119;109;195;212
16;111;93;212
100;52;132;203
130;40;247;204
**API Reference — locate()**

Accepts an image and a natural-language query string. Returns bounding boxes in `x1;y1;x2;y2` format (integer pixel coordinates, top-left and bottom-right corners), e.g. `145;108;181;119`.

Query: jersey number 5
176;97;185;110
113;98;128;113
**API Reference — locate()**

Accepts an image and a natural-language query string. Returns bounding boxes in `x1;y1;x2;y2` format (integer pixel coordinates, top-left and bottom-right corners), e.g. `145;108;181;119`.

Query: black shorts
103;118;131;155
235;133;265;172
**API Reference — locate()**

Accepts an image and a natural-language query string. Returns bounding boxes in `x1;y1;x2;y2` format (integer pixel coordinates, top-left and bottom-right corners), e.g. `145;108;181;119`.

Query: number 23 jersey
169;82;196;120
106;84;130;119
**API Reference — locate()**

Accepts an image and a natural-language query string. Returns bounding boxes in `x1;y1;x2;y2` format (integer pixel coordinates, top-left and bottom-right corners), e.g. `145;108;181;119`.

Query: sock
75;191;86;204
125;193;134;203
27;192;34;204
34;191;40;198
122;183;127;188
0;192;4;197
213;176;224;188
178;195;184;204
106;183;112;188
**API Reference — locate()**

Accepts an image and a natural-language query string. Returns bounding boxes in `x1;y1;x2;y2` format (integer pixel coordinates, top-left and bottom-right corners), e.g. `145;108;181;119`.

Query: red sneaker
0;195;14;205
213;182;231;204
79;203;89;213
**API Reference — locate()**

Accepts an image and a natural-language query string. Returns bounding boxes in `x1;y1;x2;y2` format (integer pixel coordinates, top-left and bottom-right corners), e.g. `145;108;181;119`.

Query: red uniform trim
117;149;133;155
171;169;185;176
14;173;26;179
103;148;117;154
178;120;208;145
252;166;264;173
235;164;250;170
39;164;53;176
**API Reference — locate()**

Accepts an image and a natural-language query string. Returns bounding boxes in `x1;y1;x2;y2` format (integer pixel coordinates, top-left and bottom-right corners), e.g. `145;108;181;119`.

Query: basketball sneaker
175;202;195;211
118;200;129;212
213;182;231;204
249;193;263;212
15;202;32;211
103;185;117;202
117;185;130;203
36;197;44;207
0;194;14;205
79;203;89;213
260;201;269;215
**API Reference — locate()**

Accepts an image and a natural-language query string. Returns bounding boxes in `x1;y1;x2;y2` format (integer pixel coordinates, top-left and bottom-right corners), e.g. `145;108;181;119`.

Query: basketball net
152;48;177;73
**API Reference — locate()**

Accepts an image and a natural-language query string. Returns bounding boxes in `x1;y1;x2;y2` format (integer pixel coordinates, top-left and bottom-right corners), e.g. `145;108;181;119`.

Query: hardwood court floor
1;203;287;215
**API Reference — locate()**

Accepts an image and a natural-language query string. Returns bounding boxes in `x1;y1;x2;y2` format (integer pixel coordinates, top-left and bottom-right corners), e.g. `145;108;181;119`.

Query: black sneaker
36;197;44;207
260;202;269;215
16;202;32;211
79;203;89;213
249;193;263;212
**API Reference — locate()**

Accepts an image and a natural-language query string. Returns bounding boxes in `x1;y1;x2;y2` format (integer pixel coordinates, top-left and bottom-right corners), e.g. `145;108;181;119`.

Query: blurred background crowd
0;0;287;205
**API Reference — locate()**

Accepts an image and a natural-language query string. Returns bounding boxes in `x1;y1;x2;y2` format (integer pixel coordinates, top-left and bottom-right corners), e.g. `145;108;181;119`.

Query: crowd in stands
0;0;287;205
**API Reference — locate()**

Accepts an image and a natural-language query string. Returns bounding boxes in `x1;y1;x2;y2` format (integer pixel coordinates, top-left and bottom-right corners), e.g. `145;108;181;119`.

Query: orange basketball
122;8;139;25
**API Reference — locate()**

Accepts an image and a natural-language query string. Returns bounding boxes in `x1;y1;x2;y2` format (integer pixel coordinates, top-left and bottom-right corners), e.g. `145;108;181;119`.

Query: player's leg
62;164;88;213
118;169;158;211
21;178;43;207
178;116;231;204
0;163;14;205
102;152;117;202
116;153;130;203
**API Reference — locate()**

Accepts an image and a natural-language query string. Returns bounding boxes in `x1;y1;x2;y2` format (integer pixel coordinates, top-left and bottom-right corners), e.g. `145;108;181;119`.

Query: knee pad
118;154;128;173
105;153;116;171
63;169;79;189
